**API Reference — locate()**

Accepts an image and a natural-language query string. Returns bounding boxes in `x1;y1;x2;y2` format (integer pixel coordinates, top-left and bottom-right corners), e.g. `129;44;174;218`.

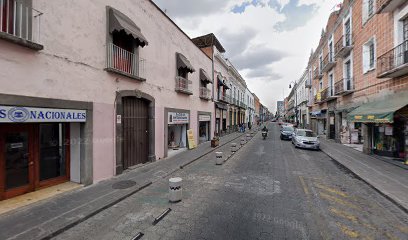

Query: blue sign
0;106;87;123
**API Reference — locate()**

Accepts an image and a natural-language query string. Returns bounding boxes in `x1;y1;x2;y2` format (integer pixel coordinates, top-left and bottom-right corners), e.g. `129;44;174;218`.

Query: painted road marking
314;183;349;198
298;176;310;197
319;192;361;210
336;222;360;238
329;207;358;223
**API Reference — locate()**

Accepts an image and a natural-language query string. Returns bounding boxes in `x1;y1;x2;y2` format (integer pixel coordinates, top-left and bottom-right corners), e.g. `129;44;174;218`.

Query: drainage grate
112;180;137;189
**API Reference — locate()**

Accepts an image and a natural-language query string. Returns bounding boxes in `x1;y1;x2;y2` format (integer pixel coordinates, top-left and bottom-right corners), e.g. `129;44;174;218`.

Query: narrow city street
54;123;408;240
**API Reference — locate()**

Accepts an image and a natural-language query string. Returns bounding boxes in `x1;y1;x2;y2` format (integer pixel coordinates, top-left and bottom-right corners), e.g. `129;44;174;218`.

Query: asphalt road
54;123;408;240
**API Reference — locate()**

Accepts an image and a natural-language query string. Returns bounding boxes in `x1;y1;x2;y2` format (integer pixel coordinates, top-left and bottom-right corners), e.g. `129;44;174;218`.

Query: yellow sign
187;129;196;149
367;115;375;120
354;116;363;120
316;92;321;101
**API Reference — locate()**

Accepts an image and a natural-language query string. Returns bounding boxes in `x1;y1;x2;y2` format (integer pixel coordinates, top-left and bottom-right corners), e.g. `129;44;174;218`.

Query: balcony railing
334;34;353;58
320;86;337;102
0;0;43;49
334;78;355;95
377;0;405;13
322;52;336;72
107;43;146;80
175;76;193;95
218;93;230;103
313;68;323;79
377;40;408;78
199;87;211;100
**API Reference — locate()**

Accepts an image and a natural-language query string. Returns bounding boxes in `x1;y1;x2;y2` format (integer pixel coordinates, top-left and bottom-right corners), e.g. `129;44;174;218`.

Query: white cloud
152;0;334;113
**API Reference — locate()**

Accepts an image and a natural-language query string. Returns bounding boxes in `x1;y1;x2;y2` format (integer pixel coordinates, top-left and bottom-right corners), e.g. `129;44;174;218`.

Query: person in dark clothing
262;125;268;132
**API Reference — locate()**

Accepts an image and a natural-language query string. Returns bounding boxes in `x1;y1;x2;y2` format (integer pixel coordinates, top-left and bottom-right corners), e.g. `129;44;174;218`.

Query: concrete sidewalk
0;131;250;240
320;139;408;213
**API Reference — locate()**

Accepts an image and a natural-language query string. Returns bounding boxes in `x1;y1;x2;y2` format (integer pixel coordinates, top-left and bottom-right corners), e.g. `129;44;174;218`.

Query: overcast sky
153;0;339;113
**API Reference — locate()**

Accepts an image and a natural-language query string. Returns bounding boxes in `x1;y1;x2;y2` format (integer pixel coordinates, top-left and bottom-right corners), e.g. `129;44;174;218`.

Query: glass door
0;124;34;200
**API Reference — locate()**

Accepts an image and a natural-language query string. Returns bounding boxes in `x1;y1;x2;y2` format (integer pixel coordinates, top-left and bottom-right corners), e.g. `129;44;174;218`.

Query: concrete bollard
246;134;251;141
231;143;237;153
169;177;182;202
241;137;246;146
215;152;223;165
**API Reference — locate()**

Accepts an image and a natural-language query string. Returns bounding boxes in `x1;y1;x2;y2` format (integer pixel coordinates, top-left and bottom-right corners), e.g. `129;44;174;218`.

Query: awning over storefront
200;68;212;83
217;76;230;89
348;92;408;123
176;53;195;73
215;103;228;110
109;7;148;47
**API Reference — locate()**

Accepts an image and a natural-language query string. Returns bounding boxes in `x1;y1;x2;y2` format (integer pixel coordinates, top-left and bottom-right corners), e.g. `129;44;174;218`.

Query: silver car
292;129;320;150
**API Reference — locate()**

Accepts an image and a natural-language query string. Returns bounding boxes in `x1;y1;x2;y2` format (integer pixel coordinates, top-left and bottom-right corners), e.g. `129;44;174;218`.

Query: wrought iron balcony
377;0;405;13
107;43;146;80
199;87;211;100
320;86;338;102
322;52;336;73
0;0;43;50
377;40;408;78
334;78;355;96
218;93;230;103
175;76;193;95
313;68;323;79
335;34;353;58
239;101;247;109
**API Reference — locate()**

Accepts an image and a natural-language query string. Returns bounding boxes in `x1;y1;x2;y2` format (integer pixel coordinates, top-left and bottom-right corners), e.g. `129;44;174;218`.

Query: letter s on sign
0;109;6;118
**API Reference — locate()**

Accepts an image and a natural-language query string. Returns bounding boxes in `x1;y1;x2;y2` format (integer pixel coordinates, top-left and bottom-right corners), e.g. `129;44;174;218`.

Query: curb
179;132;247;169
320;146;408;215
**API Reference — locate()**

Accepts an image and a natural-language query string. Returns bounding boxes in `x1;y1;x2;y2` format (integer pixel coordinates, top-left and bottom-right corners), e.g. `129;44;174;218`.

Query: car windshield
297;130;315;137
282;126;294;132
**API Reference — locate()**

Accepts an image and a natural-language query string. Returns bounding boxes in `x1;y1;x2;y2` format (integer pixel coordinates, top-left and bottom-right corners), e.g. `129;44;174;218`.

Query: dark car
280;126;295;140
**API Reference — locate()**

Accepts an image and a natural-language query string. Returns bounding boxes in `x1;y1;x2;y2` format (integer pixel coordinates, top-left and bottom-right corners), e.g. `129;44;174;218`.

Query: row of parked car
279;123;320;150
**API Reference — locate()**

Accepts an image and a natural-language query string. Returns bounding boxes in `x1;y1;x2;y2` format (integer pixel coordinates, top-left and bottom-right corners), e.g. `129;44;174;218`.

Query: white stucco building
0;0;215;200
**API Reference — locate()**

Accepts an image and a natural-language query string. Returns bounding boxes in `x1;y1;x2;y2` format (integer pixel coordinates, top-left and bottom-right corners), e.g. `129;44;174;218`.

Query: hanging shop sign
199;115;211;122
187;129;196;149
168;112;189;125
0;105;87;123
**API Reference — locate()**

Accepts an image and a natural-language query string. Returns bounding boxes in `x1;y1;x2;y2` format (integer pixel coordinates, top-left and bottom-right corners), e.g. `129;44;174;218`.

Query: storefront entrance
0;123;69;200
122;97;149;169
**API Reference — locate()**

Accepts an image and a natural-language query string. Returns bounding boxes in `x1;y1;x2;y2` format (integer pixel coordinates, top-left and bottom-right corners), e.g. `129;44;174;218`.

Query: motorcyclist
262;125;268;132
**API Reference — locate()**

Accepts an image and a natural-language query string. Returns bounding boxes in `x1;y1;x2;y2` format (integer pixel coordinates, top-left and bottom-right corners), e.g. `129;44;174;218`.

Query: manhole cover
112;180;136;189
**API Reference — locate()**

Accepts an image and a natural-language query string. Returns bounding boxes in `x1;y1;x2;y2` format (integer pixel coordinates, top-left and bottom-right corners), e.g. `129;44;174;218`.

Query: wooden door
122;97;149;169
0;124;35;200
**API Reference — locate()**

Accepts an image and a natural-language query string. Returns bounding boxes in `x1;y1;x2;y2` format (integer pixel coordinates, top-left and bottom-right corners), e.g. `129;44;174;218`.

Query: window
363;0;375;24
329;73;334;96
403;17;408;41
363;38;376;73
319;54;323;73
319;80;323;90
368;0;374;17
344;19;351;46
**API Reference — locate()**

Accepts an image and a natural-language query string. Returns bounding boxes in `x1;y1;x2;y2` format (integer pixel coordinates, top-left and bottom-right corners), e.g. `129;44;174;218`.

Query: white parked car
292;129;320;150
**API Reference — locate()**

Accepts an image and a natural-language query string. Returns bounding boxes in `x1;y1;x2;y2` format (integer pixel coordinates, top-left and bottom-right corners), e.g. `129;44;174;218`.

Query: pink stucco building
0;0;214;200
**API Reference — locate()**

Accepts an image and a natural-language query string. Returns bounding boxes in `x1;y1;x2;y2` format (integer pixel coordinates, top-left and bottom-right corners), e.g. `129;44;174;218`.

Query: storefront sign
199;115;211;122
187;129;196;149
0;106;87;123
385;126;393;136
116;115;122;124
168;112;189;125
